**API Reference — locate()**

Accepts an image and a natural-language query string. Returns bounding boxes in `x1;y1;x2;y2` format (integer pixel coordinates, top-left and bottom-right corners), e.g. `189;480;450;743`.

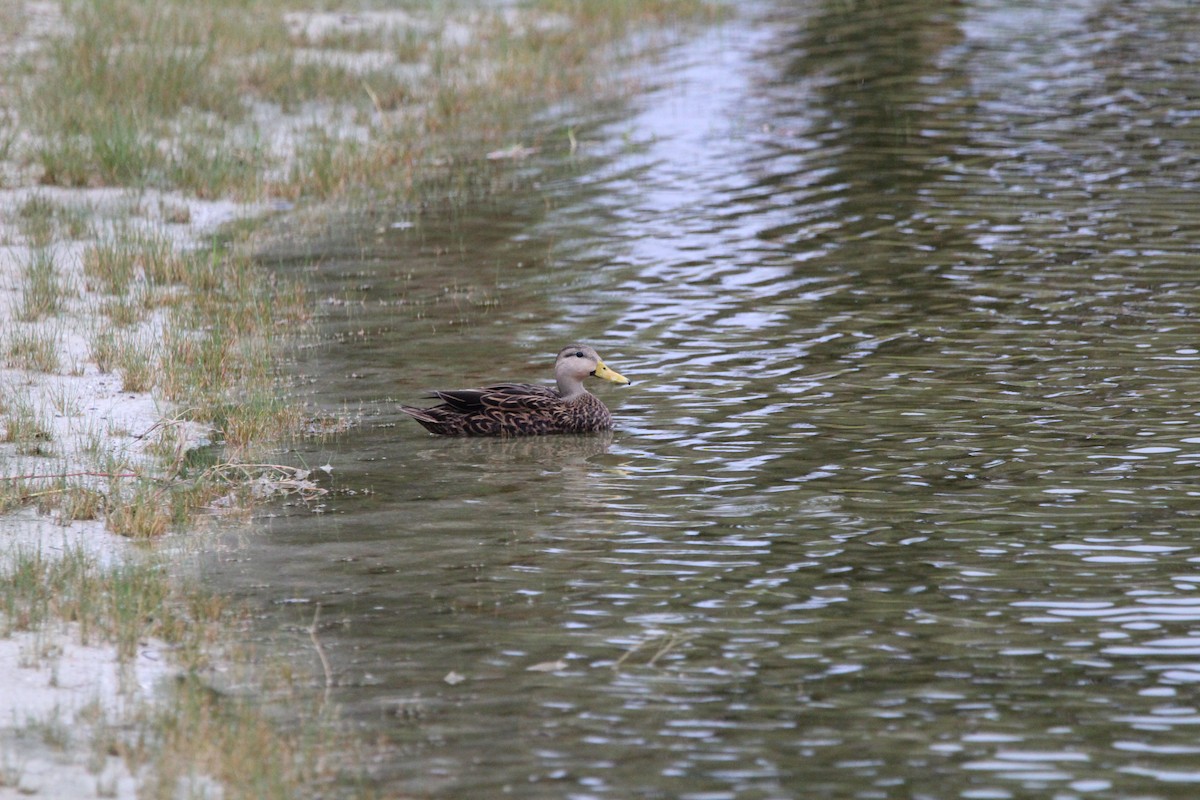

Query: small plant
0;107;15;164
137;230;190;286
5;326;61;373
83;237;138;295
113;333;158;393
18;248;68;321
27;710;73;751
105;480;171;538
89;109;161;185
61;486;105;523
1;394;54;456
35;481;105;524
16;195;94;245
17;195;59;247
46;381;80;416
144;418;190;462
89;325;119;372
217;389;303;454
166;121;269;200
100;295;143;327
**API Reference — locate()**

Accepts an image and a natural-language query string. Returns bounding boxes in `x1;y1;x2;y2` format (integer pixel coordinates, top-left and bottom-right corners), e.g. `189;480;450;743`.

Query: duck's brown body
400;345;630;437
401;383;615;436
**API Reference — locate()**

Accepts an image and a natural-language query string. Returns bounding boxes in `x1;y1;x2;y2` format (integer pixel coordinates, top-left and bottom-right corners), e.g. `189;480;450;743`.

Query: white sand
0;3;323;789
0;5;374;792
0;188;261;798
0;623;168;800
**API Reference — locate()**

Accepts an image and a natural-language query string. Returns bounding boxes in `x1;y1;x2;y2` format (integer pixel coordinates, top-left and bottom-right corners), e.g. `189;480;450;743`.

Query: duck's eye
574;351;585;358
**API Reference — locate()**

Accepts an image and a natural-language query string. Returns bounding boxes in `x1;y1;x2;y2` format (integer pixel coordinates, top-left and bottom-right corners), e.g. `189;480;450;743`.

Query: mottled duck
400;345;631;436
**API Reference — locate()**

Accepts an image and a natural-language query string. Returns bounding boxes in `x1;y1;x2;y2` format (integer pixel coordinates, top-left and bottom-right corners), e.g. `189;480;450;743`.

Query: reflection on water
222;0;1200;797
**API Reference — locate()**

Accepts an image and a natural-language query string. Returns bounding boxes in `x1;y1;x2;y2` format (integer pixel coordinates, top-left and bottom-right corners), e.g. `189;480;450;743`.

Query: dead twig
0;470;140;483
309;603;334;704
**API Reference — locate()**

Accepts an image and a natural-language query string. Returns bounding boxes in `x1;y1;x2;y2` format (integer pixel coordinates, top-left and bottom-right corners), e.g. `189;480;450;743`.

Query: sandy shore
0;0;712;792
0;4;431;791
0;189;267;798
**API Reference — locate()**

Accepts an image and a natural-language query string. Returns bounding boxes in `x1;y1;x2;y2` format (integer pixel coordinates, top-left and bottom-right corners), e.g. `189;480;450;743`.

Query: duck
400;345;631;436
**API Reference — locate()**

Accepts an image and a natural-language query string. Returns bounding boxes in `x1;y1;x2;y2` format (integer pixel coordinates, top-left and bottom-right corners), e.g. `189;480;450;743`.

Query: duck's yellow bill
593;361;631;385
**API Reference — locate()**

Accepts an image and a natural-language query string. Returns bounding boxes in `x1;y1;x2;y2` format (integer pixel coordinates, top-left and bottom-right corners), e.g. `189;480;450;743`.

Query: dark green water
218;1;1200;797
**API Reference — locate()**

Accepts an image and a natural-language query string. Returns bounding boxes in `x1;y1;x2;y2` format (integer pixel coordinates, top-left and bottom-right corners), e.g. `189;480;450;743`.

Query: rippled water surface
217;1;1200;797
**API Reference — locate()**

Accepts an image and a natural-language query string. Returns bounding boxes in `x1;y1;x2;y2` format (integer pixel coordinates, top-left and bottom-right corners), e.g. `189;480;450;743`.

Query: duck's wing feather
429;383;561;414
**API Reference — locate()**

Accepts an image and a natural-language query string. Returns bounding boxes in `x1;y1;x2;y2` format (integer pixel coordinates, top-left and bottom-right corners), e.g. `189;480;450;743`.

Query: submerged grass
0;543;348;795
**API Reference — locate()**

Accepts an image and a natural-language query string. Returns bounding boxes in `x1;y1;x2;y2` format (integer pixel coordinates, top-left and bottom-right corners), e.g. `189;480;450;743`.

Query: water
216;1;1200;797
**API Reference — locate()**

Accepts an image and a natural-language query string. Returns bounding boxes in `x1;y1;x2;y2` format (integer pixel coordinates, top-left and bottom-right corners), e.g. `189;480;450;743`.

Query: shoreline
0;1;723;795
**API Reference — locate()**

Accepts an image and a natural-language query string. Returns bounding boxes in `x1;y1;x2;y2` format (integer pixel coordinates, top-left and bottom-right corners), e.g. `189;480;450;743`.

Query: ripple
237;1;1200;798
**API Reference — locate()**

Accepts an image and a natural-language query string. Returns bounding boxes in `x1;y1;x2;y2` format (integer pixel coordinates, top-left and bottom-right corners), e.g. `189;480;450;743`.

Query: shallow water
218;1;1200;797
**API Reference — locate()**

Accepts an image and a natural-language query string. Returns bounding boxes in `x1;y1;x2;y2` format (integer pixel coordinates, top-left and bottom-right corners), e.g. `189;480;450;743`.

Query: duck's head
555;345;630;396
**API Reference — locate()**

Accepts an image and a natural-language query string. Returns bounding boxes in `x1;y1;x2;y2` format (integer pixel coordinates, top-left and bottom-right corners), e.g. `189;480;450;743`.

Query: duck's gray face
556;345;630;385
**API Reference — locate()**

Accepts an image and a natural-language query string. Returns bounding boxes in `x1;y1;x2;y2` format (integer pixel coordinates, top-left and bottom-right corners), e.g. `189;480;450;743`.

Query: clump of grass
47;382;81;416
14;196;94;250
92;111;162;185
83;237;139;295
0;542;218;657
32;479;106;524
28;1;252;187
283;130;369;200
241;52;393;113
17;195;60;247
33;136;94;188
1;394;54;456
89;325;119;372
57;485;106;523
165;120;269;200
213;391;304;455
105;480;171;539
101;293;151;327
113;332;158;393
137;675;336;800
138;231;193;286
18;248;68;321
144;419;191;463
0;108;15;164
5;326;61;373
85;228;197;299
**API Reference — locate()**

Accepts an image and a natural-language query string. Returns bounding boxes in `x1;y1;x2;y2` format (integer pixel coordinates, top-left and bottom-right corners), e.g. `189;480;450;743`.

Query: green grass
88;325;119;372
83;238;138;295
105;479;172;538
0;539;354;794
27;0;253;188
84;228;195;293
50;483;106;524
21;0;724;202
18;248;69;321
113;332;158;393
16;195;60;247
165;120;270;200
88;110;162;185
0;392;54;457
100;293;152;327
5;325;61;373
